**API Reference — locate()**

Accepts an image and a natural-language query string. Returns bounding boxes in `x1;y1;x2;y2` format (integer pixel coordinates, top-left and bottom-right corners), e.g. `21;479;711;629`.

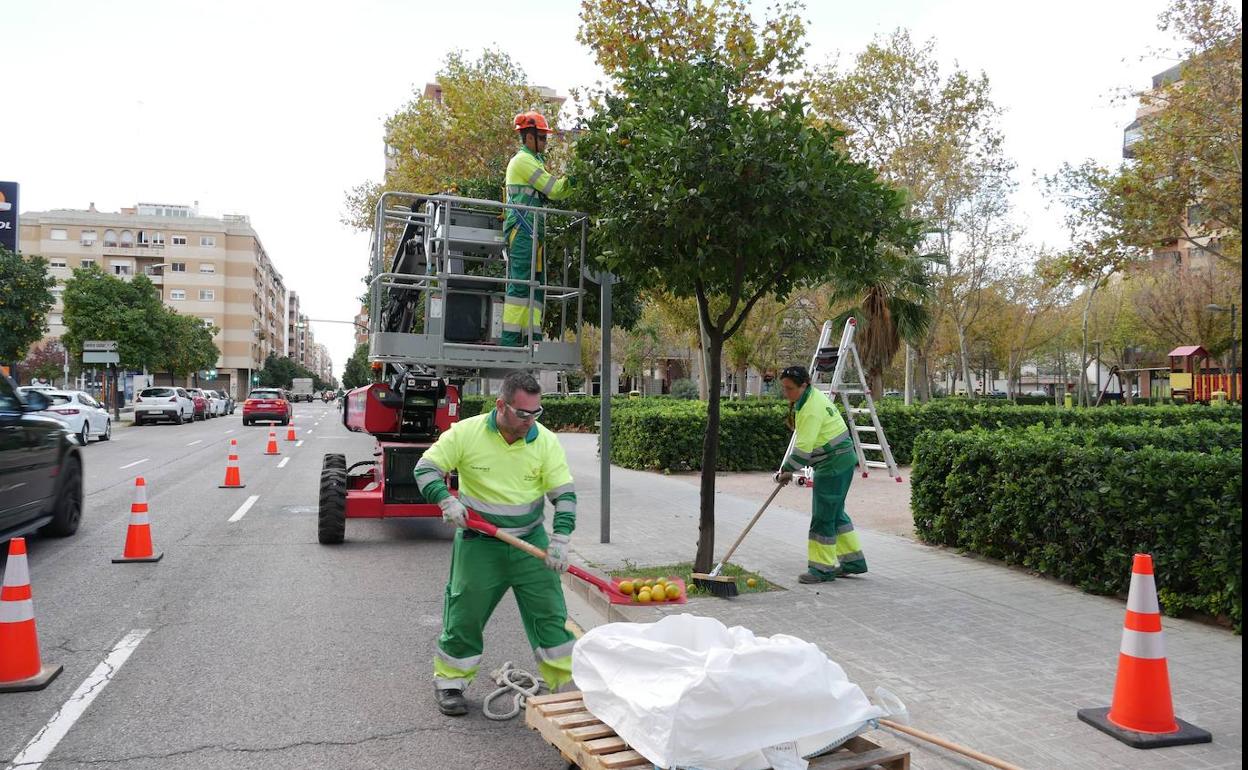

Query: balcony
1122;119;1143;160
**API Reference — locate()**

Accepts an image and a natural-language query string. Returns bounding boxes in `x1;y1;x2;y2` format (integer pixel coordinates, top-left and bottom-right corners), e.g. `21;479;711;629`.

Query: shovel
464;516;644;605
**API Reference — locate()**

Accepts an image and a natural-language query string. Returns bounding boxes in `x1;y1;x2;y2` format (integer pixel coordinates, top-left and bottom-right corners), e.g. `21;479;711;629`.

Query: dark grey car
0;374;84;540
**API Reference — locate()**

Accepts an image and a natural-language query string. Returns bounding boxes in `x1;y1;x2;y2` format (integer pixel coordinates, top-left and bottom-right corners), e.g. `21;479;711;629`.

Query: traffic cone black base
1078;707;1212;749
0;664;63;694
111;553;163;564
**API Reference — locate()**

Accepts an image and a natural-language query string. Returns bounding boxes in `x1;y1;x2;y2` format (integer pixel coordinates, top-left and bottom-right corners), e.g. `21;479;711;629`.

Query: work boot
798;569;841;584
435;687;468;716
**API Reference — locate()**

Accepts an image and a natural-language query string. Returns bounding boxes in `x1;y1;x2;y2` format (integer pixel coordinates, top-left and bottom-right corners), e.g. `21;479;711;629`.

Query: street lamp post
1207;303;1238;398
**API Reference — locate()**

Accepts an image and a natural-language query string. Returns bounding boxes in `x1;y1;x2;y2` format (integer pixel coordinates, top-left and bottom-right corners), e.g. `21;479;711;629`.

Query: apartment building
19;202;287;398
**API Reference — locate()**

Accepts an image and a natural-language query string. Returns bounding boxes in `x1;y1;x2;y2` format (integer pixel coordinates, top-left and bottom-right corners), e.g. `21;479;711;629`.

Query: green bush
911;426;1242;632
611;402;789;471
670;379;699;399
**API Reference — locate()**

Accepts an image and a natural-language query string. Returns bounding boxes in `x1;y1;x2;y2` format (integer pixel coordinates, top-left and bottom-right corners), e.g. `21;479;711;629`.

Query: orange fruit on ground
637;589;652;603
665;584;681;600
619;581;635;595
746;578;758;588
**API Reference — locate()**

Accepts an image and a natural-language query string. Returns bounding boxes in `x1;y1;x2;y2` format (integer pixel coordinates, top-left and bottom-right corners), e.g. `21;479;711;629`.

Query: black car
0;374;84;540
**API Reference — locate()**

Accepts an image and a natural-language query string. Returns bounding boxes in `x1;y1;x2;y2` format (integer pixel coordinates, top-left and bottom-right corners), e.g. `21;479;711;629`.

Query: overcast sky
3;0;1179;375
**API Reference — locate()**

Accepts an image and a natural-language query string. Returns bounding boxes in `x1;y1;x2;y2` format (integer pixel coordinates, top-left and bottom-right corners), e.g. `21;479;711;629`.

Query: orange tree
568;56;920;570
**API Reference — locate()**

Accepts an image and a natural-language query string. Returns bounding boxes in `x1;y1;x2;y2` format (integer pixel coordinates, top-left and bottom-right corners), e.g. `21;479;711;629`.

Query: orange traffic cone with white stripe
286;418;297;442
1078;554;1211;748
112;477;163;563
265;431;280;455
0;537;64;692
219;439;245;488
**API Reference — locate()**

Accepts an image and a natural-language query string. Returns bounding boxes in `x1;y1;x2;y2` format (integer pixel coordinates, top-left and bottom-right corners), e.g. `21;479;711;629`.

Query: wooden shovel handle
465;516;626;599
717;482;785;567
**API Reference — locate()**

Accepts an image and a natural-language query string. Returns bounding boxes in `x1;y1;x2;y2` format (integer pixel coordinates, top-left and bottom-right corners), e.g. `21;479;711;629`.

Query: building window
48;314;63;326
200;235;216;247
201;317;215;329
170;262;187;272
103;230;118;247
112;262;132;276
170;290;186;301
80;229;97;245
199;289;215;301
172;235;187;246
80;258;96;268
199;263;216;273
49;258;68;269
120;230;134;246
50;228;68;241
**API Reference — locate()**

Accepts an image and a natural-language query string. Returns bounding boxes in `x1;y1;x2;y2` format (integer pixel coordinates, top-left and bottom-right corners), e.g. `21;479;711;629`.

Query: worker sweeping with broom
775;365;868;583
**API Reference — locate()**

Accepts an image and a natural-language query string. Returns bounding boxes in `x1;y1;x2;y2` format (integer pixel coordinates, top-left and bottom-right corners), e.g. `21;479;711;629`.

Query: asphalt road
1;404;568;769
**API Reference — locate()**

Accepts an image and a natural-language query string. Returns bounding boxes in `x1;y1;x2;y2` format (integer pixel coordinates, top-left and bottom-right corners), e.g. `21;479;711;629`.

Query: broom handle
878;719;1024;770
715;482;785;568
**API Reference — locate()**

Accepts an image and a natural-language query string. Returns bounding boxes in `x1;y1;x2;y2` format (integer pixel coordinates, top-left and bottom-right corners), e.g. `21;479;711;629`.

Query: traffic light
252;374;260;384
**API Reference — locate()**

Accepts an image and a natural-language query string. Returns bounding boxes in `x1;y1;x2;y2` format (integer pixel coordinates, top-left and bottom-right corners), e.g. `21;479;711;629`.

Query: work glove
773;471;793;486
438;496;468;528
545;533;571;573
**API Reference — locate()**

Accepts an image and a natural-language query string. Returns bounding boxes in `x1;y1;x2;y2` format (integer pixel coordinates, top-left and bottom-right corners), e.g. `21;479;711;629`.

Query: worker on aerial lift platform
502;111;572;347
414;371;579;716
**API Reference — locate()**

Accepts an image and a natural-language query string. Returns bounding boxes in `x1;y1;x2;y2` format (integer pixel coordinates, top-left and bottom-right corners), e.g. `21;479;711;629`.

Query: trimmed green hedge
911;426;1243;632
611;402;790;471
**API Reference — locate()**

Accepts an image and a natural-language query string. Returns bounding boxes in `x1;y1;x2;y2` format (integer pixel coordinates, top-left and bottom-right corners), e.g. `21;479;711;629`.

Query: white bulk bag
572;614;885;770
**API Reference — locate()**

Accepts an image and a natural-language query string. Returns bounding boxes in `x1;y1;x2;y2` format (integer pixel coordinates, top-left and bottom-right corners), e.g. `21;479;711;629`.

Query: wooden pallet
526;691;910;770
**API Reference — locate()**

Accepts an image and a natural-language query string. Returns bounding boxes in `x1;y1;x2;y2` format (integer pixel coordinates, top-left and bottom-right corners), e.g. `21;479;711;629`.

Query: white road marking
224;429;235;435
306;429;313;434
186;440;202;446
228;495;260;523
7;629;151;770
118;458;148;470
295;440;304;447
277;457;290;469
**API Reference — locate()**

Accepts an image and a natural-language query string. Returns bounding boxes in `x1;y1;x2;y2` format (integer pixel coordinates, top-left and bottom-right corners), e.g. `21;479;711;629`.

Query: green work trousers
433;527;575;691
807;455;868;580
501;228;544;347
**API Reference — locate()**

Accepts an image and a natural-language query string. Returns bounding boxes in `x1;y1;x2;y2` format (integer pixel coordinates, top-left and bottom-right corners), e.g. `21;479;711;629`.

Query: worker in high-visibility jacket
414;370;578;716
774;365;868;583
501;111;571;347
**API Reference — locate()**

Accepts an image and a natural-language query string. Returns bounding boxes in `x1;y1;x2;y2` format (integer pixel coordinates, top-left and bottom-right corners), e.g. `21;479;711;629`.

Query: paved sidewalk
558;434;1243;769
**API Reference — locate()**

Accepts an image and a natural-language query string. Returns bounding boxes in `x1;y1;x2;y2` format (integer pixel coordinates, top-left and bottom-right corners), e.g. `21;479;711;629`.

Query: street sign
83;340;118;352
582;267;621;286
0;181;18;252
83;352;120;364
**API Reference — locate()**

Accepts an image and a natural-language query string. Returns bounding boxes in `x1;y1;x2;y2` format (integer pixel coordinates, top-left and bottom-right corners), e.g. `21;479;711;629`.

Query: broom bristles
691;572;739;598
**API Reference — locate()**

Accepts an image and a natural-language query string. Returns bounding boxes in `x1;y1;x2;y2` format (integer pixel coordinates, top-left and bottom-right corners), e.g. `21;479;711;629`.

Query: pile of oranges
616;577;682;603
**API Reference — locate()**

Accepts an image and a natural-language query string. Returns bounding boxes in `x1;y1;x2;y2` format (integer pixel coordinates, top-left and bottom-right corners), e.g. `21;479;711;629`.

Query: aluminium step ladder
798;318;903;483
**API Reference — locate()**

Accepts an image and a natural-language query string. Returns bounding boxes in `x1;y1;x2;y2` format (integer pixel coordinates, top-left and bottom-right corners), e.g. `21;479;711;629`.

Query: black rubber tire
42;455;83;537
100;420;111;441
174;412;184;425
135;416;145;426
78;423;90;446
318;453;348;545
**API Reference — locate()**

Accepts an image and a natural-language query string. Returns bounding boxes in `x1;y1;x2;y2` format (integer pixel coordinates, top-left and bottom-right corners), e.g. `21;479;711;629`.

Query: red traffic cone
113;477;163;563
219;439;245;488
265;431;280;455
0;537;64;692
285;419;297;442
1078;553;1211;748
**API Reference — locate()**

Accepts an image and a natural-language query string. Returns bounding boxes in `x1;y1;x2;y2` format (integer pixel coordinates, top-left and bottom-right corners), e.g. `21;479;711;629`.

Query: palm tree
828;247;942;398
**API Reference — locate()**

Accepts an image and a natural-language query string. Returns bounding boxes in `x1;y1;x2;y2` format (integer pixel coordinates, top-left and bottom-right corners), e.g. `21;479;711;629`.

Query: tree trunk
955;324;974;398
695;330;724;573
1078;278;1102;407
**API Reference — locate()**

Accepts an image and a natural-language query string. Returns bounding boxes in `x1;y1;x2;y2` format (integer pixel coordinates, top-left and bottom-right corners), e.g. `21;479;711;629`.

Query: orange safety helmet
513;111;554;134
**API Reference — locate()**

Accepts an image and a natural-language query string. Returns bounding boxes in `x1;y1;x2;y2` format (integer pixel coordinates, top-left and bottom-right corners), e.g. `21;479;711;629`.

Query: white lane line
118;458;148;470
295;440;304;447
228;495;260;523
306;429;314;434
7;629;151;770
186;439;202;446
224;429;235;435
277;457;290;469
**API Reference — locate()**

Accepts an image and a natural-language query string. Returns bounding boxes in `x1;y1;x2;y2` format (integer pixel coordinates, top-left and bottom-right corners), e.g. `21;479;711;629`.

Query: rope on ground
482;661;545;721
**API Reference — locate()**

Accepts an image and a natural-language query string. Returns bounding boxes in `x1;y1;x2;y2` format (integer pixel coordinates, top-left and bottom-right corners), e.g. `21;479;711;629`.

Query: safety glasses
505;402;544;421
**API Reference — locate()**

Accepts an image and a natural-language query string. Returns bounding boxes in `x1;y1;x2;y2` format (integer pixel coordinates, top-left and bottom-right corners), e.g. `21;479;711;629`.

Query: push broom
692;429;800;598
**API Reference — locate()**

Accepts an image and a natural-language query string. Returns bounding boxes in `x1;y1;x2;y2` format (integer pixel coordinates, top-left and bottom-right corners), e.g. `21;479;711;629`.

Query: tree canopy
0;247;57;364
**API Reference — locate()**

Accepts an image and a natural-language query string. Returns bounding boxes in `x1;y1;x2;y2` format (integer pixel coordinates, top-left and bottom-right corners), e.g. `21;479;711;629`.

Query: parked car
36;390;112;445
17;384;57;396
883;390;902;398
1023;389;1050;398
211;390;236;414
200;389;225;417
1;374;84;539
134;386;195;425
185;388;213;420
242;388;293;426
988;389;1009;398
